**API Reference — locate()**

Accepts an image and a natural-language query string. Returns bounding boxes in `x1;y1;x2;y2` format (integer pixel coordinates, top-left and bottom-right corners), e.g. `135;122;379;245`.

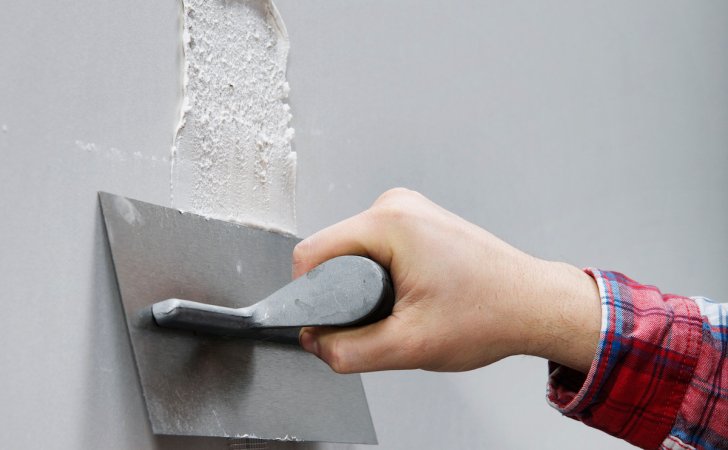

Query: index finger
292;209;393;279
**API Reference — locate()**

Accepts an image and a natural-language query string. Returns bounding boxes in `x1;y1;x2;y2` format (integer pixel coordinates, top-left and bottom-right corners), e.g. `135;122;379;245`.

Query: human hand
294;188;601;374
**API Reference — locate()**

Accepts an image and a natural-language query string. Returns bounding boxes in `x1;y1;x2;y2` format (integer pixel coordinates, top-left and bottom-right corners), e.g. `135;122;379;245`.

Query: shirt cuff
546;269;703;449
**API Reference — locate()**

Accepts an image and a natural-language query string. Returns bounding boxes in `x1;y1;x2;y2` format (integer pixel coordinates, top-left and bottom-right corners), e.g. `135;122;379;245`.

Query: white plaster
74;140;170;163
75;140;98;153
113;196;144;226
171;0;296;233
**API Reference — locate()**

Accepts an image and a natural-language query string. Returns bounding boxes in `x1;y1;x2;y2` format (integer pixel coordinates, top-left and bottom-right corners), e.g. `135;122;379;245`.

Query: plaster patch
171;0;296;233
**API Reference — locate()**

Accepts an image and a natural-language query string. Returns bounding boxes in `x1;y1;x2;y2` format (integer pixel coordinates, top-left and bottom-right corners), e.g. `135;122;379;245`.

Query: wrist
521;260;602;373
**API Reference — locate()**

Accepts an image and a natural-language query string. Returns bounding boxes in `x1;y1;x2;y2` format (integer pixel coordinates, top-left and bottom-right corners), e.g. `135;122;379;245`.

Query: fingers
292;210;393;279
299;317;417;373
292;188;429;373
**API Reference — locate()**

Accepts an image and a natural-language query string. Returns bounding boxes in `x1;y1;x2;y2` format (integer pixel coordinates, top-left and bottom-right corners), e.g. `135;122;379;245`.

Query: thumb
299;317;415;373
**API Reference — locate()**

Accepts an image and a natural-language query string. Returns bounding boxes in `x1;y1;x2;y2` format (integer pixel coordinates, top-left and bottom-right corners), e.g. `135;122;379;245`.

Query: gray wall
282;1;728;449
0;1;179;448
1;0;726;449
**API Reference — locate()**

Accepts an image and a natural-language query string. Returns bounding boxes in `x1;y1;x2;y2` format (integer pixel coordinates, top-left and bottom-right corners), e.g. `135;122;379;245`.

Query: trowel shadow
80;200;159;449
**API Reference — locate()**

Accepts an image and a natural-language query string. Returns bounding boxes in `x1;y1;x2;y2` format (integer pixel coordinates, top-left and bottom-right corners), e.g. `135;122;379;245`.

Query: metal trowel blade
98;192;377;444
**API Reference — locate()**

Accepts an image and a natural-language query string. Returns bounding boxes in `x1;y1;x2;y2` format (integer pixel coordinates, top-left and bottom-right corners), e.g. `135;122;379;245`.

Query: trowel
99;192;386;444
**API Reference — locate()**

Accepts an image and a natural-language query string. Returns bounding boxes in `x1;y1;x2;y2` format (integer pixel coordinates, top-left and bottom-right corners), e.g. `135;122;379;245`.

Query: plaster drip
171;0;296;233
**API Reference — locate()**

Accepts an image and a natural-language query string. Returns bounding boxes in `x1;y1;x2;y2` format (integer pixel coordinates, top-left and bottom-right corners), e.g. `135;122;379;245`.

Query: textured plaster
172;0;296;232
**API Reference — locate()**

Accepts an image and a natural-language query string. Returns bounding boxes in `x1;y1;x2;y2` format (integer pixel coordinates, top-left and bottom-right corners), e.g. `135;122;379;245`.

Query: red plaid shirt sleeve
546;269;728;449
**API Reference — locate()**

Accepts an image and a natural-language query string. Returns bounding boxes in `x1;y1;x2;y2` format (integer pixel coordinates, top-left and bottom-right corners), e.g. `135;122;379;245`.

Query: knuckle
291;239;311;266
375;187;419;205
371;189;424;224
378;202;406;220
324;337;352;374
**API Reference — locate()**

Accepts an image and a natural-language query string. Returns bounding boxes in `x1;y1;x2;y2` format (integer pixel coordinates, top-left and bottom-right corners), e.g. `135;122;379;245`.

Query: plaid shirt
547;269;728;449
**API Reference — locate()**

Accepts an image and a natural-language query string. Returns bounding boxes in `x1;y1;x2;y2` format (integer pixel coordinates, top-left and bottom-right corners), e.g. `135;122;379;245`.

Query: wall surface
1;0;727;449
279;1;728;449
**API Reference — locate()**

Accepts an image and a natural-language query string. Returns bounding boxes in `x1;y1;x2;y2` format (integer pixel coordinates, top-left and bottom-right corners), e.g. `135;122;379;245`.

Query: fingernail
299;330;320;356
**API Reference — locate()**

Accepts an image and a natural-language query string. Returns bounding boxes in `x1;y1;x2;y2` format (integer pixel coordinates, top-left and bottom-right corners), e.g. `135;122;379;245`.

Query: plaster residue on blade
171;0;296;233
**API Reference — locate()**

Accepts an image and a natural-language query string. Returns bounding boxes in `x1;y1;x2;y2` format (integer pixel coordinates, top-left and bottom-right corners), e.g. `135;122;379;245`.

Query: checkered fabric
547;269;727;449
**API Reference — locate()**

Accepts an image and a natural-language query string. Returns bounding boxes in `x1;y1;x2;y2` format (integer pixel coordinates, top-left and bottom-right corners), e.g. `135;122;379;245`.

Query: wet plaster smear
172;0;296;232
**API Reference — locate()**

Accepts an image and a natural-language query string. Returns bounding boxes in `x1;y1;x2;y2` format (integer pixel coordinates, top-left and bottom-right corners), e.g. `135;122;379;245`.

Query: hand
293;188;601;374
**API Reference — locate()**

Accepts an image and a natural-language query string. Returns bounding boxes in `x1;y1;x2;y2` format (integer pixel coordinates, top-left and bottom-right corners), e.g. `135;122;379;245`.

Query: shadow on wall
80;201;157;449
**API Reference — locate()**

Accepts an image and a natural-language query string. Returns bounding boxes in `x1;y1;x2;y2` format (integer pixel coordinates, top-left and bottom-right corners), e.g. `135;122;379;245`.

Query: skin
294;188;602;375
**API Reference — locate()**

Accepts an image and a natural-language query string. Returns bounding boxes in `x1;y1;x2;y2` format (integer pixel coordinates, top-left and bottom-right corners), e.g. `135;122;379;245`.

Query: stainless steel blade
98;192;377;444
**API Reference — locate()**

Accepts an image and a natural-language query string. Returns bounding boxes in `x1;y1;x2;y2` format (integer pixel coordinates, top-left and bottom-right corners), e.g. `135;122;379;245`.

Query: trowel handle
151;256;395;340
258;255;396;328
326;256;395;327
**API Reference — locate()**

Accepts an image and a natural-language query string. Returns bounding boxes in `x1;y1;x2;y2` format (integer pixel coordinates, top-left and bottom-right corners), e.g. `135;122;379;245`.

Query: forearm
544;269;726;449
520;260;602;374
